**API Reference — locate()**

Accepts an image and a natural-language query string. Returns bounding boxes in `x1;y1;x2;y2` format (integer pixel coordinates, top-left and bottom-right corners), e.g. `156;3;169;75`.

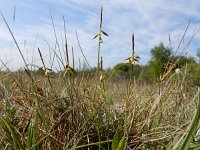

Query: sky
0;0;200;70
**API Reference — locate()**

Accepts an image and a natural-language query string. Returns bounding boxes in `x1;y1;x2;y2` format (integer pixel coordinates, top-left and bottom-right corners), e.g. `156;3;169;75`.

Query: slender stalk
72;47;75;85
96;7;103;79
93;7;103;100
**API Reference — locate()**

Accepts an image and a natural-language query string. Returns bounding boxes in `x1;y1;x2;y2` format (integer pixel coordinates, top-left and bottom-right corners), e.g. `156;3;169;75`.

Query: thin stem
96;7;103;80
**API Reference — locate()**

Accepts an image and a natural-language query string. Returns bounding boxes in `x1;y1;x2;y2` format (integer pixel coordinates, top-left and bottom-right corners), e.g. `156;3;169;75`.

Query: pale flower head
175;68;180;74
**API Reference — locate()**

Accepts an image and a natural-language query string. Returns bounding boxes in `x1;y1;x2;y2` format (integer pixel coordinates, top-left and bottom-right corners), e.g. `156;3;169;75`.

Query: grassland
0;7;200;150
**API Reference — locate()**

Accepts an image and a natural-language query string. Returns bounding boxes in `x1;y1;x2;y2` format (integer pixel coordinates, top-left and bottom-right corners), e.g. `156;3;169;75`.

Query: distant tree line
111;43;200;86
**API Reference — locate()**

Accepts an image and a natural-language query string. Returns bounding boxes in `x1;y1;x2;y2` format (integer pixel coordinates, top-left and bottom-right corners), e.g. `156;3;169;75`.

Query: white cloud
0;0;200;70
0;19;98;70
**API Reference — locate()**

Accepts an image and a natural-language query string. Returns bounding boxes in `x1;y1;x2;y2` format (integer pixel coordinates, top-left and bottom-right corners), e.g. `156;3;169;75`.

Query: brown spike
100;56;103;70
132;33;134;52
38;48;45;68
65;40;69;66
72;46;74;71
100;7;103;29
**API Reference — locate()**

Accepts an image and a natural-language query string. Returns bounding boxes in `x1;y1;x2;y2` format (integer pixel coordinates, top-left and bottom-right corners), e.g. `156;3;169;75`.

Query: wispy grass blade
49;6;64;65
0;10;28;70
75;29;91;69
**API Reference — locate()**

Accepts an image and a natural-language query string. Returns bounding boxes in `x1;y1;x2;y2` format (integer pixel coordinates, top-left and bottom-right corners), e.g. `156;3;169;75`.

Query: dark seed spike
65;40;69;67
100;56;103;71
132;33;134;53
38;48;46;69
100;7;103;29
72;46;75;71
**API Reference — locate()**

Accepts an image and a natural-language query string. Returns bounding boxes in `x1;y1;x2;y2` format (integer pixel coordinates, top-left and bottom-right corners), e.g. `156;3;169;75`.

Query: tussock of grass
0;70;199;149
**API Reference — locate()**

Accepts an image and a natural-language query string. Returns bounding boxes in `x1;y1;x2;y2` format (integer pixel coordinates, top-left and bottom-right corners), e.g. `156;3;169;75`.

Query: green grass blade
0;115;24;150
27;118;35;150
112;131;119;150
117;137;126;150
112;130;124;150
173;89;200;150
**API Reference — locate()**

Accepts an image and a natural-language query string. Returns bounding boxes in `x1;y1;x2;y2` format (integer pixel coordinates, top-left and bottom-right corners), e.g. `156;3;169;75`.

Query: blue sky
0;0;200;70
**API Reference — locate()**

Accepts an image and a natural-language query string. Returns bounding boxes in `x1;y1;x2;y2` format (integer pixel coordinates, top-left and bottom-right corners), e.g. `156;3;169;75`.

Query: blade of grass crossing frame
0;115;24;150
173;89;200;149
27;117;36;150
